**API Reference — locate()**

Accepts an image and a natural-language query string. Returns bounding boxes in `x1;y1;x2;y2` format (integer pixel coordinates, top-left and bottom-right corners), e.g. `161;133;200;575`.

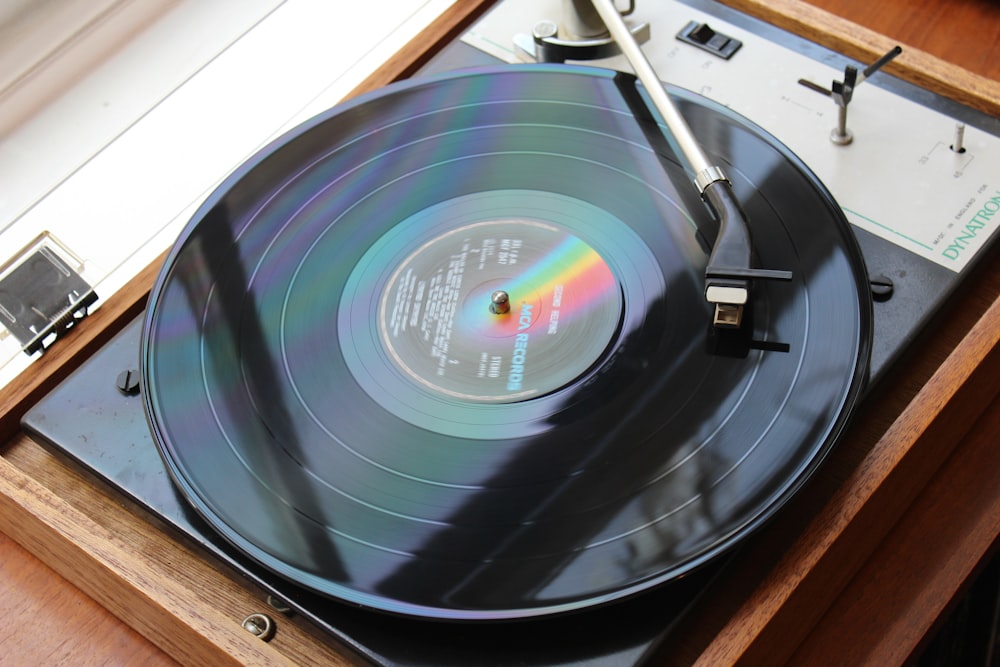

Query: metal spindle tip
490;290;511;315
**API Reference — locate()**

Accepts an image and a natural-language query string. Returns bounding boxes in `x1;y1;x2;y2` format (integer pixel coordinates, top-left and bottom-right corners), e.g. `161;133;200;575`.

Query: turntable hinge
0;234;98;355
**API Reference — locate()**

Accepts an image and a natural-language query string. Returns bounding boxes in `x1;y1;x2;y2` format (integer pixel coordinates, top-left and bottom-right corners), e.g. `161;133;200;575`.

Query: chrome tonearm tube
589;0;792;328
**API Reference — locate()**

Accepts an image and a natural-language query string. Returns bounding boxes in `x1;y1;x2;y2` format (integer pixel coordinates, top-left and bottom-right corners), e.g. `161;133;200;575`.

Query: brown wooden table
1;1;998;665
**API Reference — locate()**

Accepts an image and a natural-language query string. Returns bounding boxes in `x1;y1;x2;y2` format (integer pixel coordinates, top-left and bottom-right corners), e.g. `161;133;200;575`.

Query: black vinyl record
141;64;871;619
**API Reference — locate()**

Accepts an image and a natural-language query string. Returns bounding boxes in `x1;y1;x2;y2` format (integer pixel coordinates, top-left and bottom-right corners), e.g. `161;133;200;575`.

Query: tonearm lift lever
589;0;792;329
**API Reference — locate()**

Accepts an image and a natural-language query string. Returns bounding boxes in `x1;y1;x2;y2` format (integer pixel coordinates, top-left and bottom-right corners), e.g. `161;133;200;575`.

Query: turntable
1;1;999;665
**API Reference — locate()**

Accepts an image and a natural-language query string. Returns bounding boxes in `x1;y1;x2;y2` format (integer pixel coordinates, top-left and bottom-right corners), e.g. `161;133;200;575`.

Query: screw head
115;369;140;395
241;613;276;641
870;274;894;302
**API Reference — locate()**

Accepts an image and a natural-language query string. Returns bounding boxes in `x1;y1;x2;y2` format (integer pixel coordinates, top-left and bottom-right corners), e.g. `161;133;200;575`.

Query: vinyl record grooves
141;64;872;619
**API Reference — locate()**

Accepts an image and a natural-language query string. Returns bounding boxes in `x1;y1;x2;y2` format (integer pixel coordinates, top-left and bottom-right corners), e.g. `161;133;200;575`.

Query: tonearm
523;0;795;329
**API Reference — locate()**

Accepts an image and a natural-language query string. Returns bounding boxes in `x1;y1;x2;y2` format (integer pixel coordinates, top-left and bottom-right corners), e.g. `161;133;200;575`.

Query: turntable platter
140;64;871;619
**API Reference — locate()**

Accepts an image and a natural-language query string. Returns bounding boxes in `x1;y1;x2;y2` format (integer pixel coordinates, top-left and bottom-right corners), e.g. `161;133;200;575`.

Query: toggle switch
677;20;742;59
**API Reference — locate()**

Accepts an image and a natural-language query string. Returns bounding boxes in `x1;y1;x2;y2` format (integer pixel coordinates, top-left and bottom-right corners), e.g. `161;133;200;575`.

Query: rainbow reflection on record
379;220;623;402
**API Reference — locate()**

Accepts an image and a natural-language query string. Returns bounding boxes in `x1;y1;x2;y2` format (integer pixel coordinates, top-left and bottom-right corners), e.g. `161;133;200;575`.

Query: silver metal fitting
694;165;729;194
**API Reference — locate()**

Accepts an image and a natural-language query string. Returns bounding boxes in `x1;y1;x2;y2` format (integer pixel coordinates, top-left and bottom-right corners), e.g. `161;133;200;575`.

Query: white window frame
0;0;175;137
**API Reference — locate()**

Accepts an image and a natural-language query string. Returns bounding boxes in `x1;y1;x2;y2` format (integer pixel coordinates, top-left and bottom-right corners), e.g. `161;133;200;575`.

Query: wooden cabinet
1;2;997;664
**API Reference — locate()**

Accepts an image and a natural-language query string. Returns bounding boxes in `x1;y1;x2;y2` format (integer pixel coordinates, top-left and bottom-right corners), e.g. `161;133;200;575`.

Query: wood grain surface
812;0;1000;82
0;530;177;666
0;1;997;665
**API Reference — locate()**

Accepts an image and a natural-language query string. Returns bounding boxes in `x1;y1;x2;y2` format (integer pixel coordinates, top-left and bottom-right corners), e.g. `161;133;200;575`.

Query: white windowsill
0;0;457;387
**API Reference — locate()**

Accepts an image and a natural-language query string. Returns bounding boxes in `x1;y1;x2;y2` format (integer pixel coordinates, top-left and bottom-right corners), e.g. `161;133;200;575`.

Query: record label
379;220;622;402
